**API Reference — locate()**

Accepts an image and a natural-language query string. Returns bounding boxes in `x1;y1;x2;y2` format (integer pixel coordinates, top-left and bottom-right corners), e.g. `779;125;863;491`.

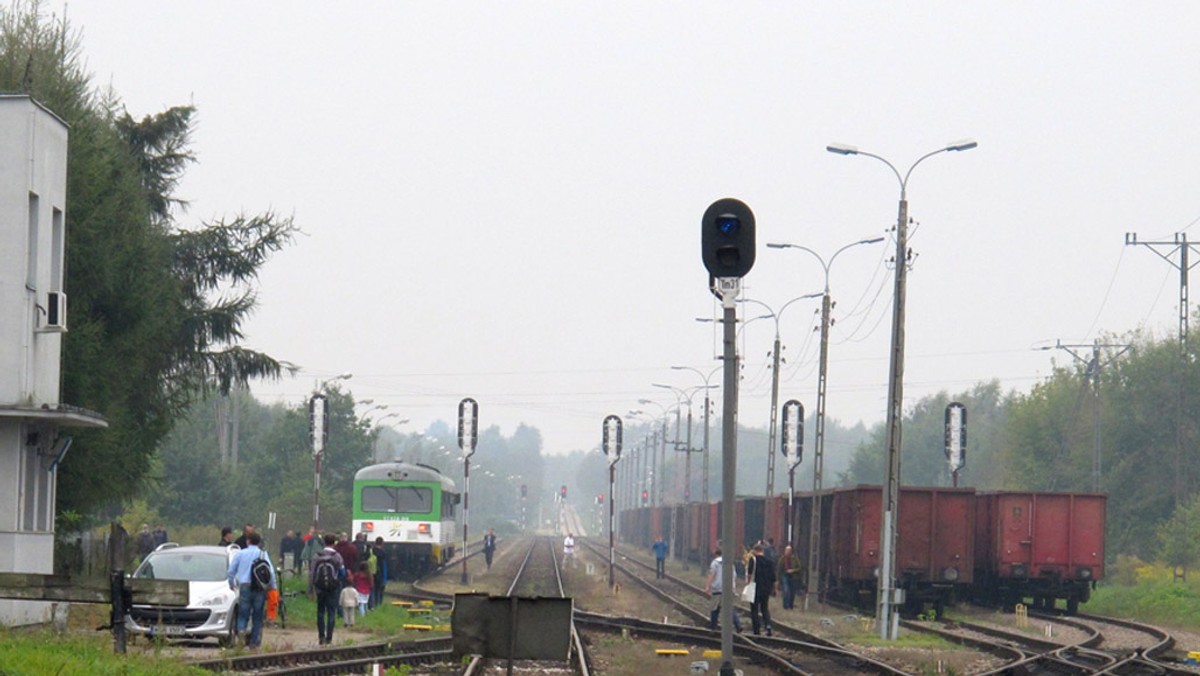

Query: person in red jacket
352;562;373;616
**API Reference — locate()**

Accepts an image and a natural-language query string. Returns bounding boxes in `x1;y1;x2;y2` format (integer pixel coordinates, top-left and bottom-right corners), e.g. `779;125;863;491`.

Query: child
353;562;373;616
339;583;358;628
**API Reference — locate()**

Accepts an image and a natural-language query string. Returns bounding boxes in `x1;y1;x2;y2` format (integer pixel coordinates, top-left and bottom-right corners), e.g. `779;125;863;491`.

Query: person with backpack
225;531;277;649
310;533;346;645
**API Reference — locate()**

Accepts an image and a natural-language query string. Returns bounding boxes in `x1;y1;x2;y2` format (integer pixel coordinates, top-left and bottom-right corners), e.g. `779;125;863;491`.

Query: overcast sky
54;2;1200;456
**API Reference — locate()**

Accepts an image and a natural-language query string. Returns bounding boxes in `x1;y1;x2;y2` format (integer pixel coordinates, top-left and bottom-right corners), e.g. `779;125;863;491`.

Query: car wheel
218;608;237;648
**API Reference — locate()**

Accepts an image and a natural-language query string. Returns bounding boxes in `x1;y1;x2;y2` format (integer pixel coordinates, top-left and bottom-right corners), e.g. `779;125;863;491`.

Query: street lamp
652;382;715;570
670;365;721;504
650;383;714;505
828;138;976;640
767;236;884;609
737;296;819;501
317;372;353;391
638;399;672;506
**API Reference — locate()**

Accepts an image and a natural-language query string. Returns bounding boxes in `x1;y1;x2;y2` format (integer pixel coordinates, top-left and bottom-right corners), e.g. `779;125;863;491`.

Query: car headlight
943;567;959;582
199;590;234;607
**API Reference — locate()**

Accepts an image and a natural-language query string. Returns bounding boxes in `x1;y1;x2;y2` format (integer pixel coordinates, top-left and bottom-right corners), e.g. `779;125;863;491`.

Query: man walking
746;543;776;636
705;548;741;632
226;531;277;649
482;529;497;570
311;534;346;645
562;532;576;569
652;536;669;579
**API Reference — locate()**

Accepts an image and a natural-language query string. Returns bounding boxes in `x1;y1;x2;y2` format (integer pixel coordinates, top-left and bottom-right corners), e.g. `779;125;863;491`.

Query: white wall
0;96;69;626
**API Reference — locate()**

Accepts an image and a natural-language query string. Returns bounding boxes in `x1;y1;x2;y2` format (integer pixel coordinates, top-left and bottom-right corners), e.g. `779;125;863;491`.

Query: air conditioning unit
43;291;67;331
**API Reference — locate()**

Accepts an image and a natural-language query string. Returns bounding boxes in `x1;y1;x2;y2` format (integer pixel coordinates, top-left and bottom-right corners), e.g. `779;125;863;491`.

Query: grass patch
0;628;209;675
1087;577;1200;628
278;574;449;638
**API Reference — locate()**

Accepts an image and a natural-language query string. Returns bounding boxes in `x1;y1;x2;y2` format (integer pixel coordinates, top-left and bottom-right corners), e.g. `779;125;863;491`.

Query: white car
125;543;241;646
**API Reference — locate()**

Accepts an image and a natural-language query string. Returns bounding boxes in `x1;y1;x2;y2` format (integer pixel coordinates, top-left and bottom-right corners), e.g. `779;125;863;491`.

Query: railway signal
702;197;756;676
458;397;479;585
701;198;756;279
781;399;804;544
945;402;966;487
603;414;623;591
309;393;330;529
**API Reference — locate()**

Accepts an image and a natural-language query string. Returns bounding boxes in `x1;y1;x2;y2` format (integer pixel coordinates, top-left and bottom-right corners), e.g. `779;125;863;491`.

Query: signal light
641;490;649;505
702;198;756;279
597;493;604;504
560;485;567;499
520;484;528;498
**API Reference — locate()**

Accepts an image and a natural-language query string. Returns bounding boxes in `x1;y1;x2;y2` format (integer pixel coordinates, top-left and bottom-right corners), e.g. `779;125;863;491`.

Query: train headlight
417;523;431;535
942;567;959;582
363;522;374;532
1076;567;1093;580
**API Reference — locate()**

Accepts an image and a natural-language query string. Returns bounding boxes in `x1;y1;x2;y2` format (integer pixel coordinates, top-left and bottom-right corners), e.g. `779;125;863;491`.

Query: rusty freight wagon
825;485;975;615
974;491;1105;614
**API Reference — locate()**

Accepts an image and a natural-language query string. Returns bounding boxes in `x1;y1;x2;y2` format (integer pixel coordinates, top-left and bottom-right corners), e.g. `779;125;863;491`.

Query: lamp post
827;138;977;639
653;382;714;570
767;236;884;608
651;383;713;506
638;399;671;506
669;365;720;504
737;297;819;502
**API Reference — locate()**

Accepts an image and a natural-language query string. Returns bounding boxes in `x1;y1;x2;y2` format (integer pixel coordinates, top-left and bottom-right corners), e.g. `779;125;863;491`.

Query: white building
0;95;106;625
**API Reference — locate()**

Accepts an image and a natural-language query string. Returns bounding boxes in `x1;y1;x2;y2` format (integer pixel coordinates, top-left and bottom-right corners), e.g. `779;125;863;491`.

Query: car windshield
133;550;228;582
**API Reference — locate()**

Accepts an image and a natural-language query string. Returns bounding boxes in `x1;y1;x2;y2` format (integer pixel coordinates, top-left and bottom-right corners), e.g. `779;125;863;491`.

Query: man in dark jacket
746;543;776;636
334;532;359;583
279;530;301;572
310;534;345;645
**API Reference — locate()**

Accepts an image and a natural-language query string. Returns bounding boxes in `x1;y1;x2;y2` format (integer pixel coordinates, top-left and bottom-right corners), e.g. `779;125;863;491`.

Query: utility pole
1125;232;1200;504
1046;339;1131;492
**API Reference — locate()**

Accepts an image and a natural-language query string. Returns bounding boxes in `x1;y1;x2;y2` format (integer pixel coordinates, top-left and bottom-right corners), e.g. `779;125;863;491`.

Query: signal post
701;197;755;676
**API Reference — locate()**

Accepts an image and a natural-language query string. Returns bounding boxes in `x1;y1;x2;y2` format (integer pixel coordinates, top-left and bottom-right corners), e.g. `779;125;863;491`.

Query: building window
27;192;39;290
51;207;63;292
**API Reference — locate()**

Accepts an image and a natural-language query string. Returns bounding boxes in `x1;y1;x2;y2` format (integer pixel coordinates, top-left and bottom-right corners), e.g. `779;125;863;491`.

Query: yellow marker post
408;608;431;615
403;624;433;631
702;649;722;659
392;601;413;607
1015;603;1028;629
655;649;689;656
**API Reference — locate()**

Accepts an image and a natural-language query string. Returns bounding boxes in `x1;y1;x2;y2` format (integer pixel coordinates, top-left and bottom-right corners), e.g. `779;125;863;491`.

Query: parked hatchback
125;543;240;645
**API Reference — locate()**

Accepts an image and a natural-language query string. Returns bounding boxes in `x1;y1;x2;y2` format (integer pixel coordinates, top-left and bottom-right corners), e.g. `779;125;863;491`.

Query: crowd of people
209;523;392;648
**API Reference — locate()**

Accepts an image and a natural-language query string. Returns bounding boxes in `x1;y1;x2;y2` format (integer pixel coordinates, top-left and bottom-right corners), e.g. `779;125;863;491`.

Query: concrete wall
0;95;68;408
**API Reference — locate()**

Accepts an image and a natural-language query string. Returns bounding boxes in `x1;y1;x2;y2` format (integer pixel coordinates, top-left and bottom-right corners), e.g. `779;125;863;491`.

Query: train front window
362;485;434;514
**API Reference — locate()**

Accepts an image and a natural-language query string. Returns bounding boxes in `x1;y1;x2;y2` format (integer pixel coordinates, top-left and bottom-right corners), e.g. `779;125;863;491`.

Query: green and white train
352;462;460;579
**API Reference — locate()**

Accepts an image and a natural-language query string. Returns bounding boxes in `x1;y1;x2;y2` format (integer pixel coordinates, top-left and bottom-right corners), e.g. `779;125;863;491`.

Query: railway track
578;537;910;674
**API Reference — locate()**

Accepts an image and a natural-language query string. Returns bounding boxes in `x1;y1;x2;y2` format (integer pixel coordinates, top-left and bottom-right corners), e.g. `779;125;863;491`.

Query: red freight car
974;491;1105;614
826;485;975;614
